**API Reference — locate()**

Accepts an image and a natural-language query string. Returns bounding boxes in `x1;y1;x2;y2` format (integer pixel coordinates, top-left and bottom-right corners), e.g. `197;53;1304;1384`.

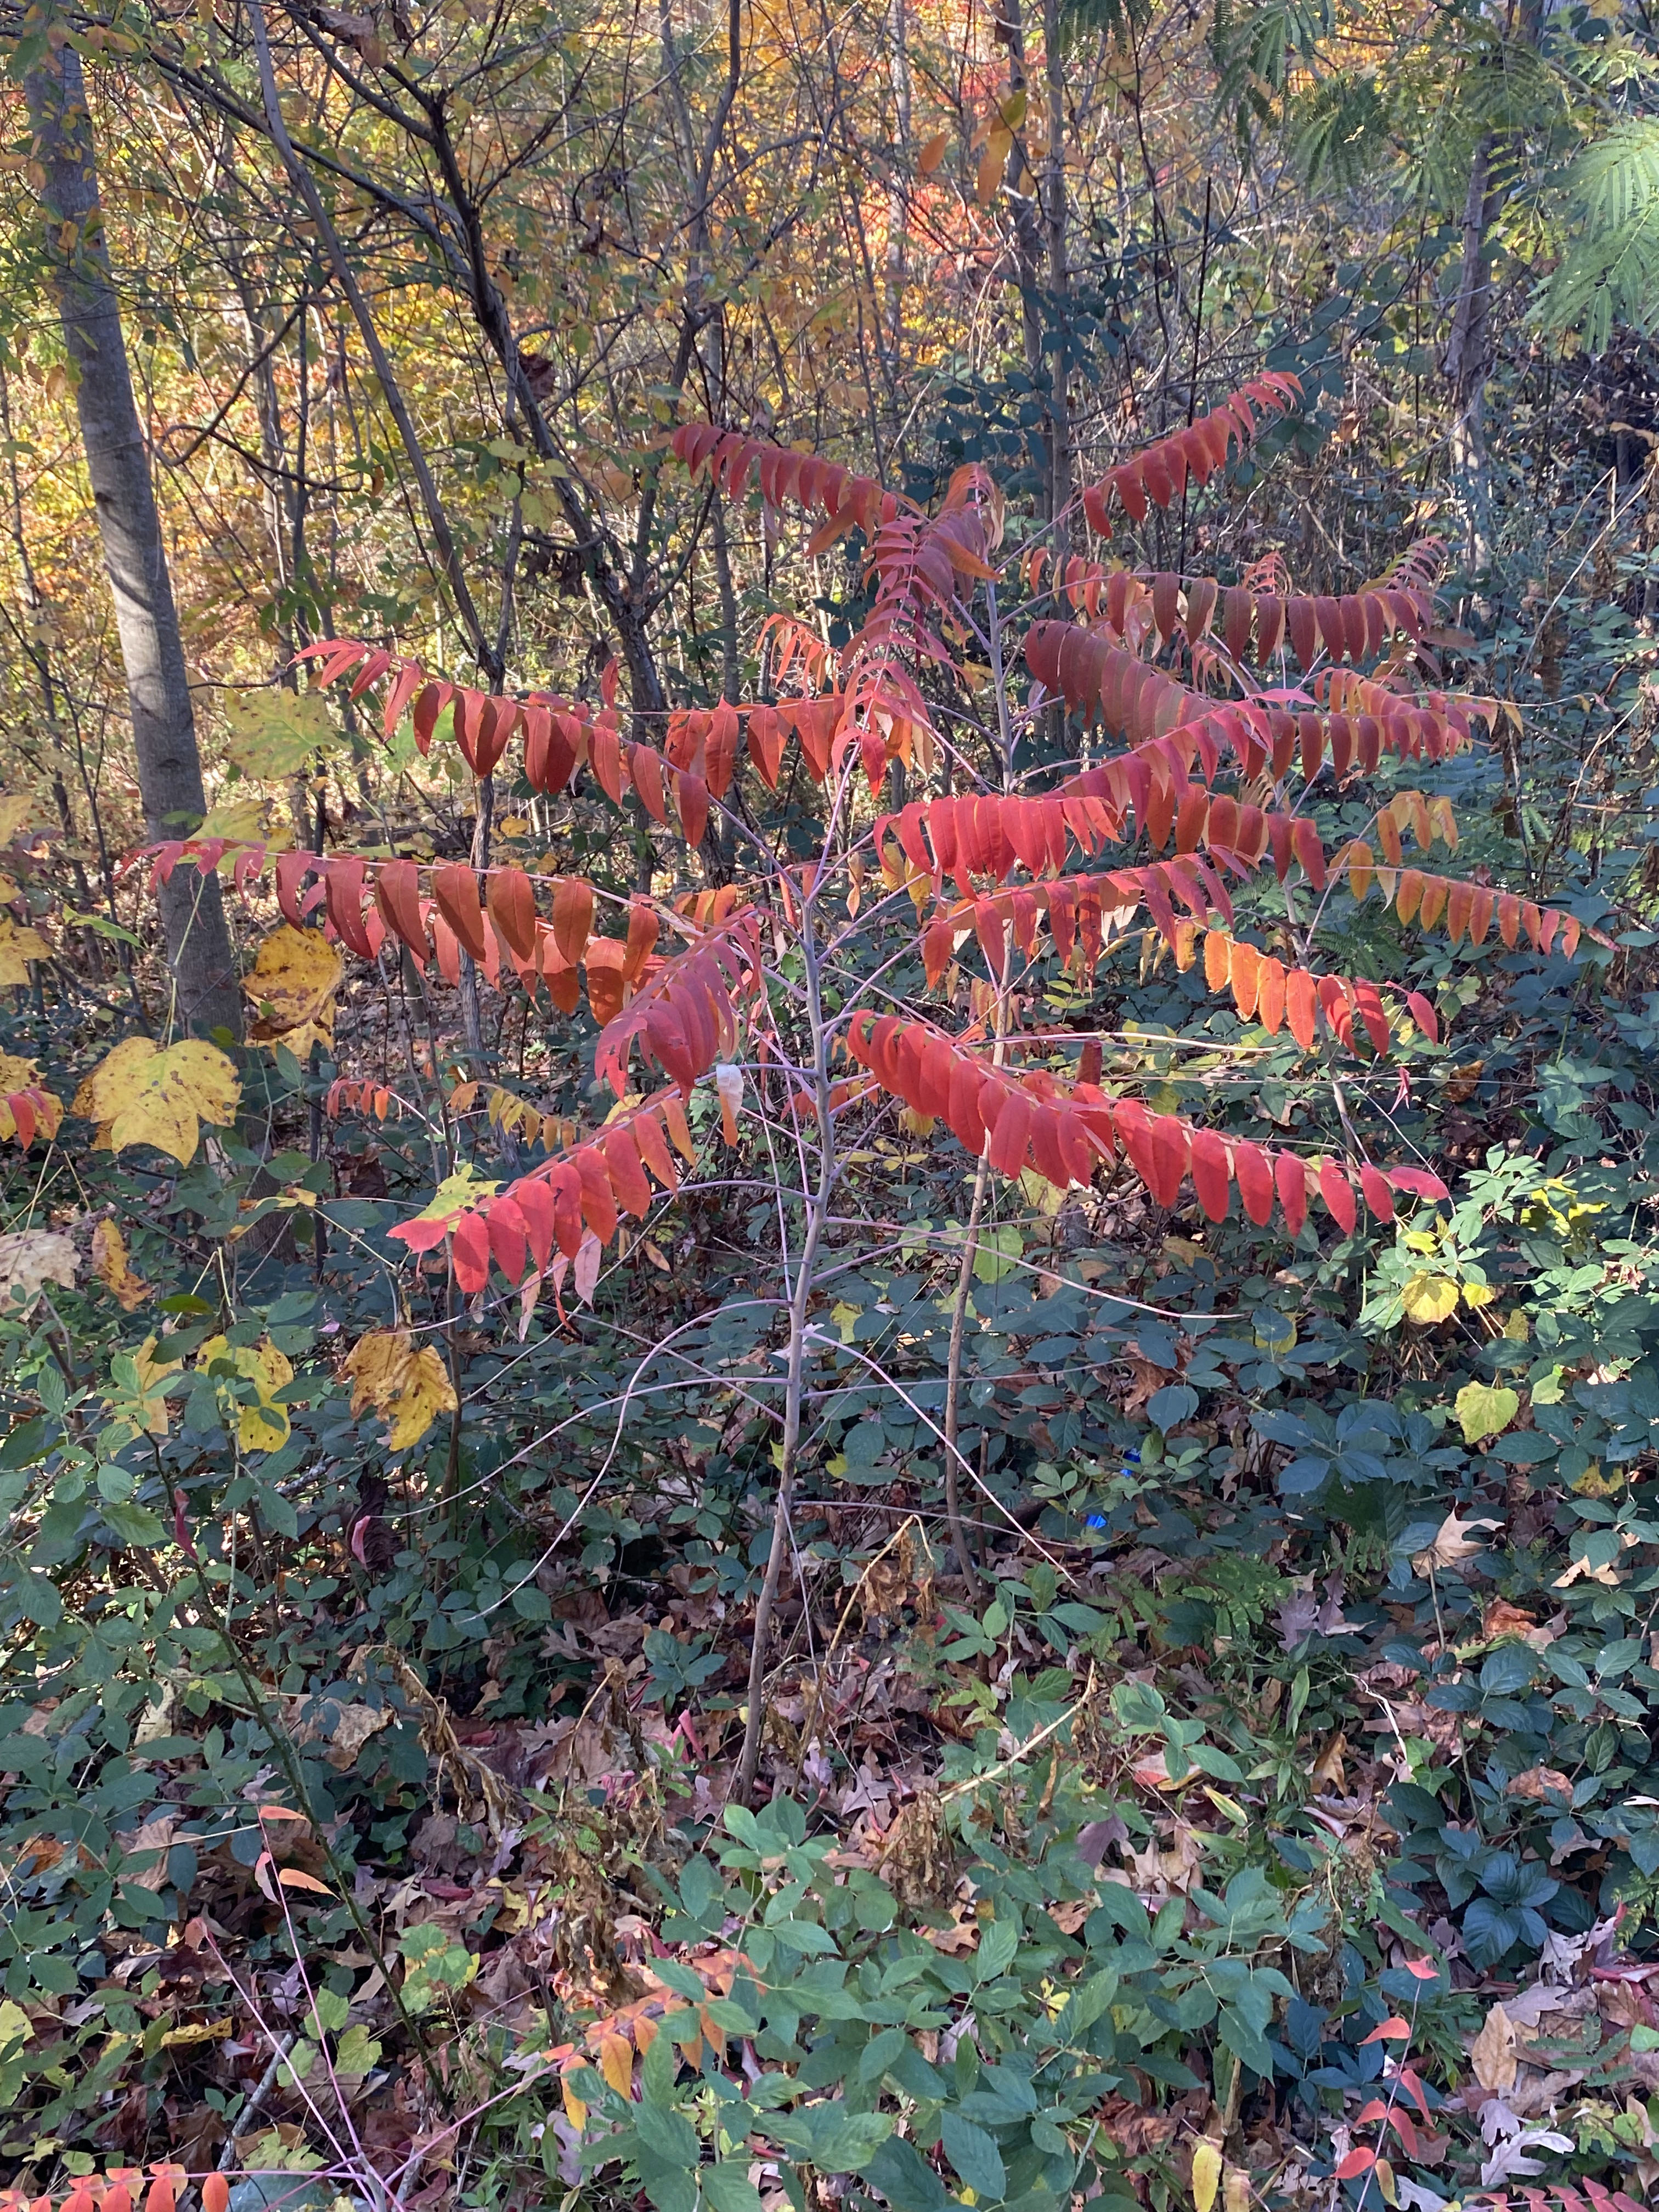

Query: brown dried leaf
1470;2002;1519;2093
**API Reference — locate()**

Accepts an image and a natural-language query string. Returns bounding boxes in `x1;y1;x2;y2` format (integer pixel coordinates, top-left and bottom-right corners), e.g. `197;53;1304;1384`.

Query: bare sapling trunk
1444;132;1498;577
26;45;242;1038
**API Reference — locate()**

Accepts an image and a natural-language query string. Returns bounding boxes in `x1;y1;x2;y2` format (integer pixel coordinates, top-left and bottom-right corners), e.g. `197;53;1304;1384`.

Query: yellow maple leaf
224;689;336;780
198;1333;294;1453
194;795;268;847
91;1218;149;1310
244;924;345;1059
0;917;52;986
344;1328;457;1452
405;1165;499;1223
73;1037;240;1165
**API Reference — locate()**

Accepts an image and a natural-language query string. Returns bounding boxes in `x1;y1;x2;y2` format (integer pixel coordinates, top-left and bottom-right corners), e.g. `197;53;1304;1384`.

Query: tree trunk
1444;132;1498;577
884;0;912;396
1041;0;1073;546
997;0;1053;529
26;46;242;1038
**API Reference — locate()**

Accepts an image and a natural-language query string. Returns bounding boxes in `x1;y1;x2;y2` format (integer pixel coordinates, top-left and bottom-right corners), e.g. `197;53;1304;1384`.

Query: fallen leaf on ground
1470;2001;1519;2093
1506;1765;1573;1803
1191;2138;1222;2212
1412;1509;1502;1573
0;1228;76;1312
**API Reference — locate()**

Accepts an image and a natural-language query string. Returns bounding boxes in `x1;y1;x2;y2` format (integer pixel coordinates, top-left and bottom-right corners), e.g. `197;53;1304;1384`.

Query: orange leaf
277;1865;334;1895
919;130;949;173
486;866;539;961
433;864;487;961
599;2031;634;2098
975;134;1008;204
1286;968;1317;1052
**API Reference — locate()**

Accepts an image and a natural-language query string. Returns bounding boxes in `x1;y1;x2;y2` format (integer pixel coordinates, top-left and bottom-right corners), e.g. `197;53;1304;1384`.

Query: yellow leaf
918;129;949;173
998;87;1028;128
1252;1312;1296;1356
105;1334;183;1438
199;1334;295;1453
92;1218;149;1310
0;797;33;846
0;1228;76;1313
560;2069;588;2132
1192;2139;1222;2212
1401;1273;1458;1324
0;917;51;985
344;1328;458;1452
244;924;345;1059
1455;1380;1519;1446
159;2019;230;2049
224;689;336;780
194;795;270;849
1461;1280;1498;1309
72;1037;240;1166
406;1165;499;1222
597;2030;634;2098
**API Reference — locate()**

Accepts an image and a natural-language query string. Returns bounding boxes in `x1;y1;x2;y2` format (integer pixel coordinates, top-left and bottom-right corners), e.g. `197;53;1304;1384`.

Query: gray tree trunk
1444;132;1498;577
26;46;242;1038
1041;0;1073;546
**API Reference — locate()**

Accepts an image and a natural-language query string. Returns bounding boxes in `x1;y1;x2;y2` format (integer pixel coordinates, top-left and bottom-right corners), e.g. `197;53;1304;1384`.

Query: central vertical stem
733;865;838;1805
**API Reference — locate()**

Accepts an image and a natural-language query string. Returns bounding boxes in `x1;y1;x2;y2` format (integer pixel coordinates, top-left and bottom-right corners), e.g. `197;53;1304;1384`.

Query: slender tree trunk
884;0;912;403
998;0;1053;529
1444;132;1498;576
26;47;241;1037
1041;0;1073;545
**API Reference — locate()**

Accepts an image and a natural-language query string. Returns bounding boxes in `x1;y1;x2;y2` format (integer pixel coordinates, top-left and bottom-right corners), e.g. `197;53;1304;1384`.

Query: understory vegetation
6;0;1659;2208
